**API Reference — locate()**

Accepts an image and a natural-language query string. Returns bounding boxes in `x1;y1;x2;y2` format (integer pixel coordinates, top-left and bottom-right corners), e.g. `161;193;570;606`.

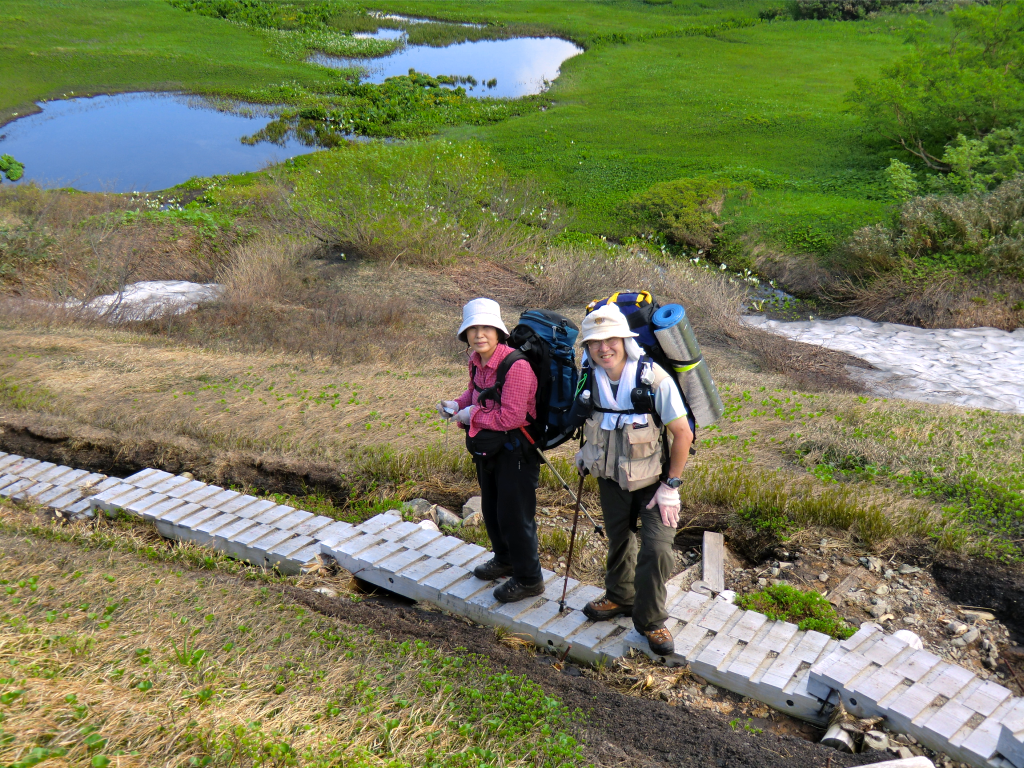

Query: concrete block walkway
1;452;1021;768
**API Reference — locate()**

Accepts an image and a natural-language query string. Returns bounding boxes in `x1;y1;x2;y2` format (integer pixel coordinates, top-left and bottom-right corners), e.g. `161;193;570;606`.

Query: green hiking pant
597;477;676;634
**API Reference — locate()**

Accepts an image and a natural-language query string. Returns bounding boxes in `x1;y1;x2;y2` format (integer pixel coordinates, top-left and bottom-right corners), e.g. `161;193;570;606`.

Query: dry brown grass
825;268;1024;331
0;505;584;768
525;248;864;390
131;237;469;366
0;184;231;302
0;323;467;462
751;246;834;298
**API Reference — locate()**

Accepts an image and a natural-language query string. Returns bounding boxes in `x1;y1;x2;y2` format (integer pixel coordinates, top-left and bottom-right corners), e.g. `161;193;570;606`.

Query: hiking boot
473;558;514;581
493;576;545;603
645;627;675;656
583;597;633;622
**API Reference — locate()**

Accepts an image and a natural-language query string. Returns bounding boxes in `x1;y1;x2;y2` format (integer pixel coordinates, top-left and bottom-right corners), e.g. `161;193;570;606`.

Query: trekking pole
559;473;587;613
516;428;602;536
535;447;604;537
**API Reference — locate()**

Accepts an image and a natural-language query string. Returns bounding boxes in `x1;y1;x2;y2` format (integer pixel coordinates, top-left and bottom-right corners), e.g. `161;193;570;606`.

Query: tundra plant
0;155;23;183
290;141;559;265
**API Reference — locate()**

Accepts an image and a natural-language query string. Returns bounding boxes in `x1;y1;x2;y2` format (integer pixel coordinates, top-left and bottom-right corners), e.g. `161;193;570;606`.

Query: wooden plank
702;531;725;594
827;569;862;607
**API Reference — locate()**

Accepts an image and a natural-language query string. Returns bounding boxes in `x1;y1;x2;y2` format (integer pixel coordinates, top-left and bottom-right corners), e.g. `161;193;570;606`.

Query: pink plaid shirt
455;344;537;438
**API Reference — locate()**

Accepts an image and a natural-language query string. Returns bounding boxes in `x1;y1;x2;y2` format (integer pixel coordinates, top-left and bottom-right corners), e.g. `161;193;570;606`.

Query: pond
0;93;321;193
312;35;584;99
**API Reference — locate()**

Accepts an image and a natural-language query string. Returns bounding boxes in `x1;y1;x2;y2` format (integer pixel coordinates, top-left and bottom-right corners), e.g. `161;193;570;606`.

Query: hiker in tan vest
574;304;694;656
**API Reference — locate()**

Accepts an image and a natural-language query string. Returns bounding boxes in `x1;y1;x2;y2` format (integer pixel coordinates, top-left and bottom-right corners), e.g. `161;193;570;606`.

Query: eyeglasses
587;339;621;350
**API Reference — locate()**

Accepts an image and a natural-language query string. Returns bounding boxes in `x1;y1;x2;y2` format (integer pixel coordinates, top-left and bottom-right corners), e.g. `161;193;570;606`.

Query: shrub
0;154;24;183
930;122;1024;194
289;141;558;265
848;0;1024;168
734;584;856;639
839;175;1024;280
790;0;927;20
620;177;745;250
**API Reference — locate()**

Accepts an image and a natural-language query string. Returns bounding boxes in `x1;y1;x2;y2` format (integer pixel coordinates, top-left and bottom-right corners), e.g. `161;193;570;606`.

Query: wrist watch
665;476;683;489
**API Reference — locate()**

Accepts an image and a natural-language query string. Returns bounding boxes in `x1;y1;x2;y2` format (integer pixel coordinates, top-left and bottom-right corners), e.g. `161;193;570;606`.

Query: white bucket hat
579;304;639;344
457;297;509;342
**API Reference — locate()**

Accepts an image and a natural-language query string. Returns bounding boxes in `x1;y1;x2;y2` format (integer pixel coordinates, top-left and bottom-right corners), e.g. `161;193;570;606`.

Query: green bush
840;174;1024;279
0;155;24;183
167;0;340;31
931;123;1024;194
621;177;746;249
734;584;856;639
290;141;558;265
848;0;1024;168
790;0;929;20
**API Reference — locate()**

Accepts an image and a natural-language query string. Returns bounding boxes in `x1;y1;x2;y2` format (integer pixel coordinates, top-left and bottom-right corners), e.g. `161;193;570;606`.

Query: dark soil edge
933;553;1024;642
0;414;351;499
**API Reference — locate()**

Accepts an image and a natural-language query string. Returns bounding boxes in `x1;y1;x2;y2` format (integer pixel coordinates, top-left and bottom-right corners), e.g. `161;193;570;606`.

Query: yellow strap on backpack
585;290;653;315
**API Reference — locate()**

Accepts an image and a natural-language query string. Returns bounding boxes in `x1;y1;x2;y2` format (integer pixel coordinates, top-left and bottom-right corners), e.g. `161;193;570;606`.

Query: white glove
574;450;587;475
438;400;459;420
455;405;475;425
646;482;680;528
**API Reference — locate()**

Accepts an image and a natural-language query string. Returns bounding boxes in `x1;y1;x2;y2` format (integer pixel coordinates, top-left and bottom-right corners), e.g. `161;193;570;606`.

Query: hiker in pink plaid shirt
438;298;545;604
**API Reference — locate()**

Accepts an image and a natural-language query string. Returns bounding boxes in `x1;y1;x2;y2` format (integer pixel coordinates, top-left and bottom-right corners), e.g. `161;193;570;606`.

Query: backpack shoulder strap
494;350;528;389
479;350;528;406
470;361;484;393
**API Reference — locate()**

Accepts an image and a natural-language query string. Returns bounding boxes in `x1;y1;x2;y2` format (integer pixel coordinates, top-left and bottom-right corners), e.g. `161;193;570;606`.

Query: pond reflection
312;36;583;99
0;93;321;192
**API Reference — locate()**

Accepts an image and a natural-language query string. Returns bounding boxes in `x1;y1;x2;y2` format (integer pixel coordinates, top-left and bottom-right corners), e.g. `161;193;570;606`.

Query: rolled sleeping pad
651;304;725;428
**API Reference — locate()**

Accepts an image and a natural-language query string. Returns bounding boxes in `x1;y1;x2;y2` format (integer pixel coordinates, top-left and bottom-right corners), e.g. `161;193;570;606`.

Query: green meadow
456;18;912;244
2;0;934;247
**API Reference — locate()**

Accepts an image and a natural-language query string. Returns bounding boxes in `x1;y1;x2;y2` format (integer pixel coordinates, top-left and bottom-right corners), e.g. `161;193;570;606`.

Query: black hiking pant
598;477;675;634
476;447;542;585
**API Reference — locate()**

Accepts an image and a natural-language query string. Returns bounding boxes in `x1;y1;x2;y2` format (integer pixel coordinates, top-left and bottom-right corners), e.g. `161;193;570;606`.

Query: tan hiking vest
579;364;671;492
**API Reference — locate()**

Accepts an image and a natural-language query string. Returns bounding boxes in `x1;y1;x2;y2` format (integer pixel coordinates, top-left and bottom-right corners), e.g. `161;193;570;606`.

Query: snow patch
73;280;223;321
743;315;1024;414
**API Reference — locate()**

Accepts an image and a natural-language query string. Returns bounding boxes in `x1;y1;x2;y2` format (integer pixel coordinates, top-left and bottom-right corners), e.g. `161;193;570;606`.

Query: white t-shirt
607;362;689;426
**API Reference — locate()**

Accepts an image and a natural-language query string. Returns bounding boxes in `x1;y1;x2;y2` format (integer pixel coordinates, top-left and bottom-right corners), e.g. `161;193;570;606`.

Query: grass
2;242;1022;559
734;583;856;639
2;186;1023;561
1;0;1022;562
452;14;914;245
4;0;945;247
0;503;587;768
1;1;340;117
290;140;559;265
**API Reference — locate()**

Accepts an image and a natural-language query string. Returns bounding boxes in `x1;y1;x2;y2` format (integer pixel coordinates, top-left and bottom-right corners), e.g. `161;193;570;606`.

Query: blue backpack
477;309;580;451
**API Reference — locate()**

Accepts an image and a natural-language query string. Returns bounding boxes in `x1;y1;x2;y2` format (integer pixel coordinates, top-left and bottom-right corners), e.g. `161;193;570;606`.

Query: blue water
0;93;320;192
312;36;583;99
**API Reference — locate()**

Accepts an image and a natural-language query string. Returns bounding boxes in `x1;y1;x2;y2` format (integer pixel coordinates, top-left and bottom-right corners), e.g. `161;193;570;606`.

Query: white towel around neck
593;359;649;431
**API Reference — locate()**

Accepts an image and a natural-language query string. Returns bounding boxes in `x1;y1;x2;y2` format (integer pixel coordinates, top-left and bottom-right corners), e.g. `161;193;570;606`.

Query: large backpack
583;290;697;452
476;309;580;451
